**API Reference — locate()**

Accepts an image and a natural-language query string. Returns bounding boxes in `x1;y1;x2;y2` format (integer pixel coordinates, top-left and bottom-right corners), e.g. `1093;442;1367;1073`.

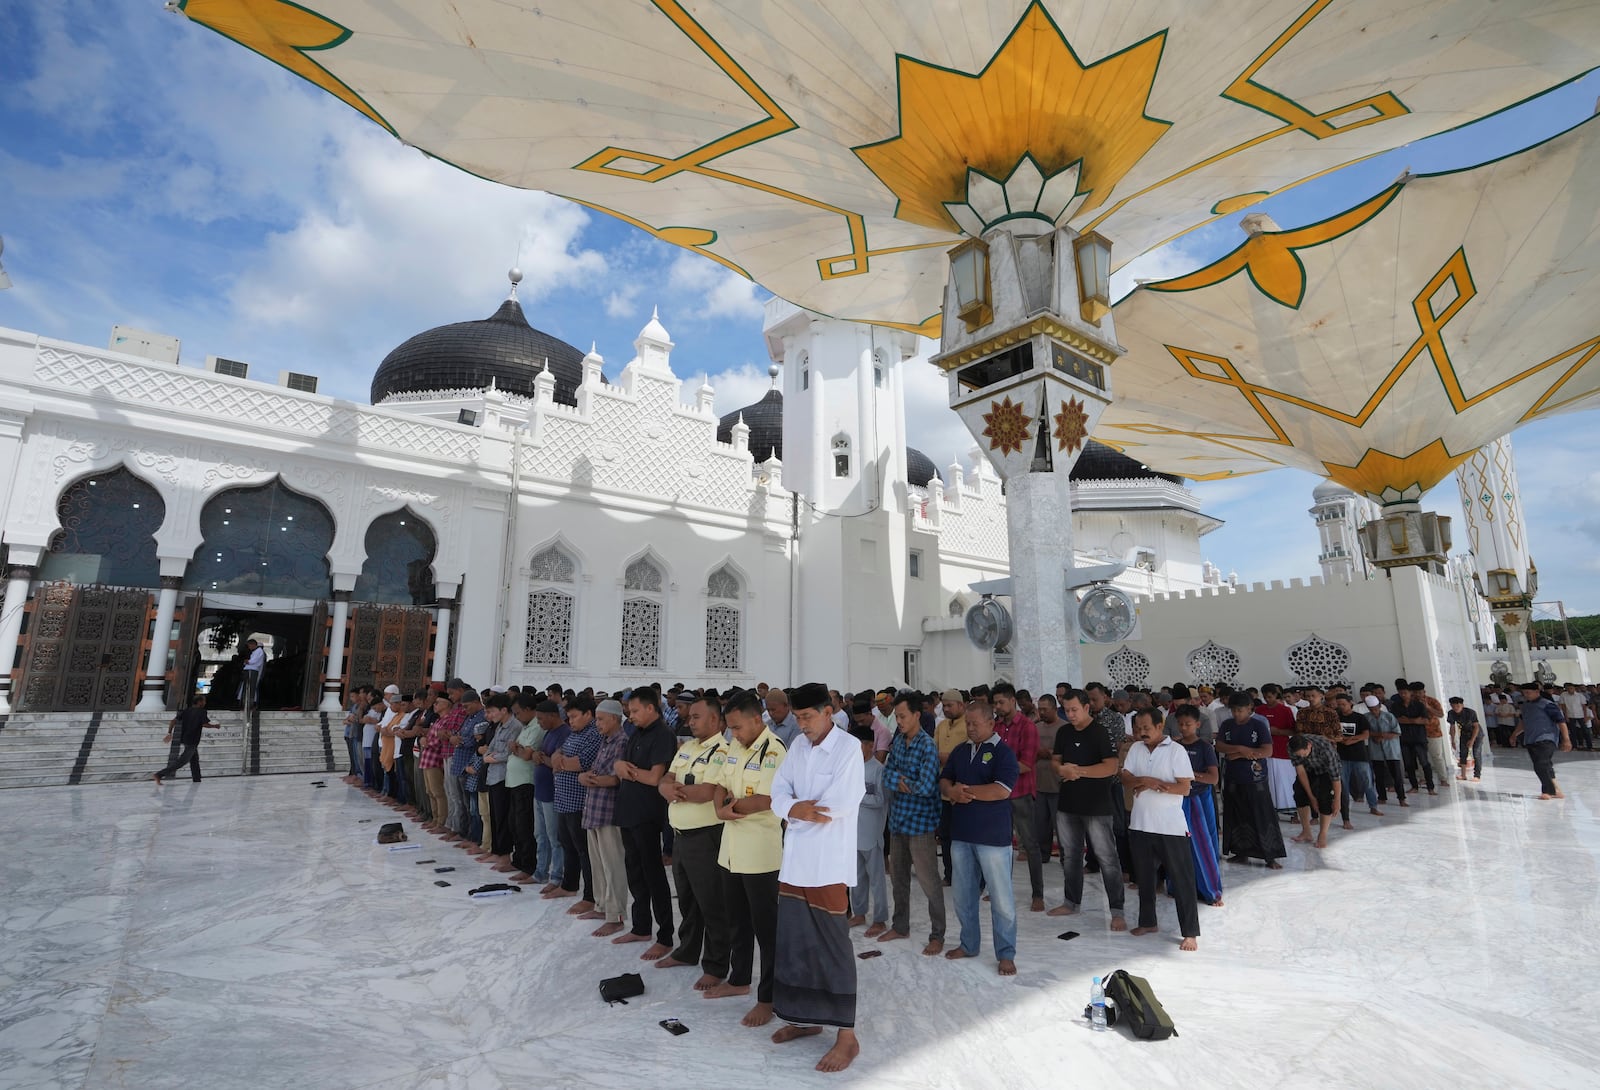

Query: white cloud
604;285;641;319
666;252;768;321
900;347;977;469
709;362;777;417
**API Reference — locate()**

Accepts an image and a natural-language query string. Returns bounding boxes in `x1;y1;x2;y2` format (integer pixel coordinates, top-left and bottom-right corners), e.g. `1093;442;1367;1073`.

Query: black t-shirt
615;720;678;827
1337;712;1370;763
172;707;210;746
1397;698;1428;745
1448;708;1479;739
1054;723;1115;816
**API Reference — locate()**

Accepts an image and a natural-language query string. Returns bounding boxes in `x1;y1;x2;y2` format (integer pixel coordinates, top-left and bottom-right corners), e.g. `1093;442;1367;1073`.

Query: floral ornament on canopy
982;397;1032;457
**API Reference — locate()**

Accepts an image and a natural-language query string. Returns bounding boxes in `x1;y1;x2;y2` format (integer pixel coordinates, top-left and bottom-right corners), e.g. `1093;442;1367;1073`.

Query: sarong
772;882;855;1029
1267;757;1296;810
1176;785;1223;905
1222;779;1285;861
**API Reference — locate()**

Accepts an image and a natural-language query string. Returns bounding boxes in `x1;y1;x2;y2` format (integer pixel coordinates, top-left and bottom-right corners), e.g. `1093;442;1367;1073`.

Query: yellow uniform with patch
717;727;787;874
667;733;729;831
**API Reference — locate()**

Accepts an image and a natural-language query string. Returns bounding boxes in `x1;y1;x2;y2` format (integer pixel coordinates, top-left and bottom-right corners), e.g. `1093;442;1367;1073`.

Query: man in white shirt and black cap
768;681;865;1073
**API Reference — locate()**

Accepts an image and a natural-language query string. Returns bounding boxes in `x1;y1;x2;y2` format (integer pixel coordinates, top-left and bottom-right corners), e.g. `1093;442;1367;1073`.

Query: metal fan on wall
964;597;1014;653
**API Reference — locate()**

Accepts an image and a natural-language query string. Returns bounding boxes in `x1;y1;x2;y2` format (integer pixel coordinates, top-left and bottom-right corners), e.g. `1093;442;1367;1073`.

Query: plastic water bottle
1090;976;1107;1031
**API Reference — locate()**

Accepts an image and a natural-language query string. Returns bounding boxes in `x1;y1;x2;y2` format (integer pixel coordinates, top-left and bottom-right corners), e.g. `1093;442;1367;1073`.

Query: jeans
363;747;377;789
1010;795;1043;900
951;840;1017;961
465;789;482;844
443;772;467;834
1339;760;1377;821
345;735;361;777
1401;741;1434;790
1527;740;1559;795
889;832;946;942
535;798;563;881
558;810;593;901
1458;735;1485;776
852;842;888;924
1054;811;1124;917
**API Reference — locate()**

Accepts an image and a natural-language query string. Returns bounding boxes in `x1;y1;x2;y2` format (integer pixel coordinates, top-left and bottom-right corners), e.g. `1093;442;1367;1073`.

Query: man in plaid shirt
878;692;946;955
449;697;488;846
580;700;631;936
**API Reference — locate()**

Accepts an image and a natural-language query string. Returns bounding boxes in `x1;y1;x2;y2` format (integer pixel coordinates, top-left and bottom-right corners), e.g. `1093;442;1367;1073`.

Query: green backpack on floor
1105;969;1178;1040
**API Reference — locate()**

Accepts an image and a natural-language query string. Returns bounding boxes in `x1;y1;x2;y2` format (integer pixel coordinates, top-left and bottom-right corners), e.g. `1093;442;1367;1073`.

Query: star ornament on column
1054;396;1090;455
982;397;1031;456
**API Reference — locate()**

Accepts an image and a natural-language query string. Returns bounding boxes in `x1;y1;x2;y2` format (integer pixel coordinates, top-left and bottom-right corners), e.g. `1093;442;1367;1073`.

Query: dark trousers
623;818;675;945
937;801;953;881
156;742;201;782
1034;791;1058;858
488;782;512;856
721;866;779;1002
1527;740;1559;795
1130;830;1199;938
1401;741;1434;790
509;784;538;875
670;826;730;977
1373;758;1406;803
386;755;410;803
345;736;360;777
558;810;593;900
1010;795;1043;900
889;832;946;942
1571;721;1594;750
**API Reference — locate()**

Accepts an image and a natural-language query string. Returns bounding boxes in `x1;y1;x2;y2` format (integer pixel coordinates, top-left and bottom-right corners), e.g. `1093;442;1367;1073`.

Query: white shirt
245;647;266;671
771;724;865;887
1124;736;1194;837
831;709;849;730
1558;692;1587;719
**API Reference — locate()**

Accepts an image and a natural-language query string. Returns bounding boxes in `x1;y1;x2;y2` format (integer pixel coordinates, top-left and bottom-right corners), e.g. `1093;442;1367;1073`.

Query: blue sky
2;3;1597;611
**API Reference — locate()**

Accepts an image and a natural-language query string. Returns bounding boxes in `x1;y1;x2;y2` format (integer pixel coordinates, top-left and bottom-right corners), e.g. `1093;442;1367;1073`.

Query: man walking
1510;681;1571;800
1364;692;1407;808
1332;693;1382;828
879;692;946;955
153;696;218;785
1449;697;1483;782
939;699;1021;975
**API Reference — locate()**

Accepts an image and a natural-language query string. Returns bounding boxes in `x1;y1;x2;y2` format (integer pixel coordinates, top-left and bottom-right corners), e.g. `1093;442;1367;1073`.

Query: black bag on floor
1105;969;1178;1040
377;822;407;843
599;972;645;1006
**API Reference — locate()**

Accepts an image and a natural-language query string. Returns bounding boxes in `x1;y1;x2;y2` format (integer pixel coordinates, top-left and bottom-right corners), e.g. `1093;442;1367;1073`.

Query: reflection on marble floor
2;749;1598;1090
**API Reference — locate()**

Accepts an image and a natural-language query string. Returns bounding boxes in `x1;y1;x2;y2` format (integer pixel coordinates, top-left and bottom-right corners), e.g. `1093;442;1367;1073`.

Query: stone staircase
0;711;339;790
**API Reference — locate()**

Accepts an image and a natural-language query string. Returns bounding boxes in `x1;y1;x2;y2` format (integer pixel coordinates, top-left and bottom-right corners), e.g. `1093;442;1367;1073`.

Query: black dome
718;388;784;462
906;447;942;487
371;295;589;406
1071;440;1183;484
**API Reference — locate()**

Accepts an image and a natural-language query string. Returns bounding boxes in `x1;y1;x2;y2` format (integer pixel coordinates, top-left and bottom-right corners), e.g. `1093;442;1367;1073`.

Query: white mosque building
0;275;1229;716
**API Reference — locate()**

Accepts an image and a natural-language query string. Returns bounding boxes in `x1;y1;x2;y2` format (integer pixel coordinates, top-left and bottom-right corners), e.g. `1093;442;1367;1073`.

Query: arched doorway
17;468;169;711
183;479;335;710
346;509;438;694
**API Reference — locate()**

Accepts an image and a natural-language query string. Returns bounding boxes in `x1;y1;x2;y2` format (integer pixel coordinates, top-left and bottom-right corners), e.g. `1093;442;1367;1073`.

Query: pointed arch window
42;467;165;588
620;556;664;669
525;544;577;666
705;565;742;671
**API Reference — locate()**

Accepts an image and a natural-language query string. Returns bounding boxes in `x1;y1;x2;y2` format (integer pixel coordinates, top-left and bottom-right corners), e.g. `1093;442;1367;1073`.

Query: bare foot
578;910;605;920
513;875;538;885
1130;925;1158;936
1045;905;1077;917
703;982;751;1000
1291;833;1312;843
1313;838;1327;849
921;940;943;956
1538;793;1555;800
539;882;560;894
877;930;906;943
863;923;887;938
1211;898;1225;907
1369;808;1385;817
1342;821;1355;830
152;774;163;786
543;887;576;899
771;1025;822;1044
654;955;695;970
1398;801;1410;807
1179;937;1198;951
1030;897;1045;912
847;915;865;927
641;943;673;961
943;948;973;960
1109;917;1127;932
567;900;594;915
692;973;722;991
998;959;1017;976
1266;861;1283;870
611;931;651;945
592;922;623;937
741;1002;774;1027
816;1030;860;1073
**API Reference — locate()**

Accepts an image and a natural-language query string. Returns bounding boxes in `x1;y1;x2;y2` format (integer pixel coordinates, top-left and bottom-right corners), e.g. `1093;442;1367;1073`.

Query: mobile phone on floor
858;949;884;959
659;1018;689;1036
1057;931;1080;941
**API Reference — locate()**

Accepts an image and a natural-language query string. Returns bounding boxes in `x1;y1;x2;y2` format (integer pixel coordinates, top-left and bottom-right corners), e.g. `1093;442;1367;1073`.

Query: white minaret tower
1309;480;1371;584
1455;435;1537;683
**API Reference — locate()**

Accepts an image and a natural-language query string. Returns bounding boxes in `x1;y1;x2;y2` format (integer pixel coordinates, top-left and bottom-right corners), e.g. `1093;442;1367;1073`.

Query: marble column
135;576;184;712
0;565;37;715
1492;607;1536;685
1004;469;1078;693
319;591;352;712
431;598;456;685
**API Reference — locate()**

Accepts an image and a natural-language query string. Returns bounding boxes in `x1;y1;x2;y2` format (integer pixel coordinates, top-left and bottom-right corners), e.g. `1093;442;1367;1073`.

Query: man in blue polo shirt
1510;681;1571;799
939;699;1020;976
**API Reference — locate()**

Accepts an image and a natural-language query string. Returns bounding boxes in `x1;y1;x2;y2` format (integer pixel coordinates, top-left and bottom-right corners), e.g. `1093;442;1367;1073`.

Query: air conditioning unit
278;370;319;393
205;355;250;379
109;325;180;364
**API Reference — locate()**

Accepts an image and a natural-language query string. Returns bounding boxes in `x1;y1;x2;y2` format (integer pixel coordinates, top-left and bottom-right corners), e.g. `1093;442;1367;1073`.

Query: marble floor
2;747;1597;1090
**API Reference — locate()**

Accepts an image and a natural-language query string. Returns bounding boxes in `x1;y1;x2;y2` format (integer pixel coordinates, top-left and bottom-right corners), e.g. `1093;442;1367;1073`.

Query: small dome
718;388;784;462
907;447;942;487
1313;479;1354;503
371;290;591;406
1070;440;1183;484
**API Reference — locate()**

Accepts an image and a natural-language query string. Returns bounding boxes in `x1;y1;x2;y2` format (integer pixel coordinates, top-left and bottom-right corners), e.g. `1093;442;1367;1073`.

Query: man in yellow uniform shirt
656;694;733;989
704;688;788;1029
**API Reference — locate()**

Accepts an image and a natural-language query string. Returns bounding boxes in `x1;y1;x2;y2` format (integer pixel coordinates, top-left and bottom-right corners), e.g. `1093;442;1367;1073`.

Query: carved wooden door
17;583;152;711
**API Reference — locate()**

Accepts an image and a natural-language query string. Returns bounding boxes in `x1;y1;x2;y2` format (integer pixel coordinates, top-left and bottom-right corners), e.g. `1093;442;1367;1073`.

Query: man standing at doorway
240;639;265;713
153;696;219;785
